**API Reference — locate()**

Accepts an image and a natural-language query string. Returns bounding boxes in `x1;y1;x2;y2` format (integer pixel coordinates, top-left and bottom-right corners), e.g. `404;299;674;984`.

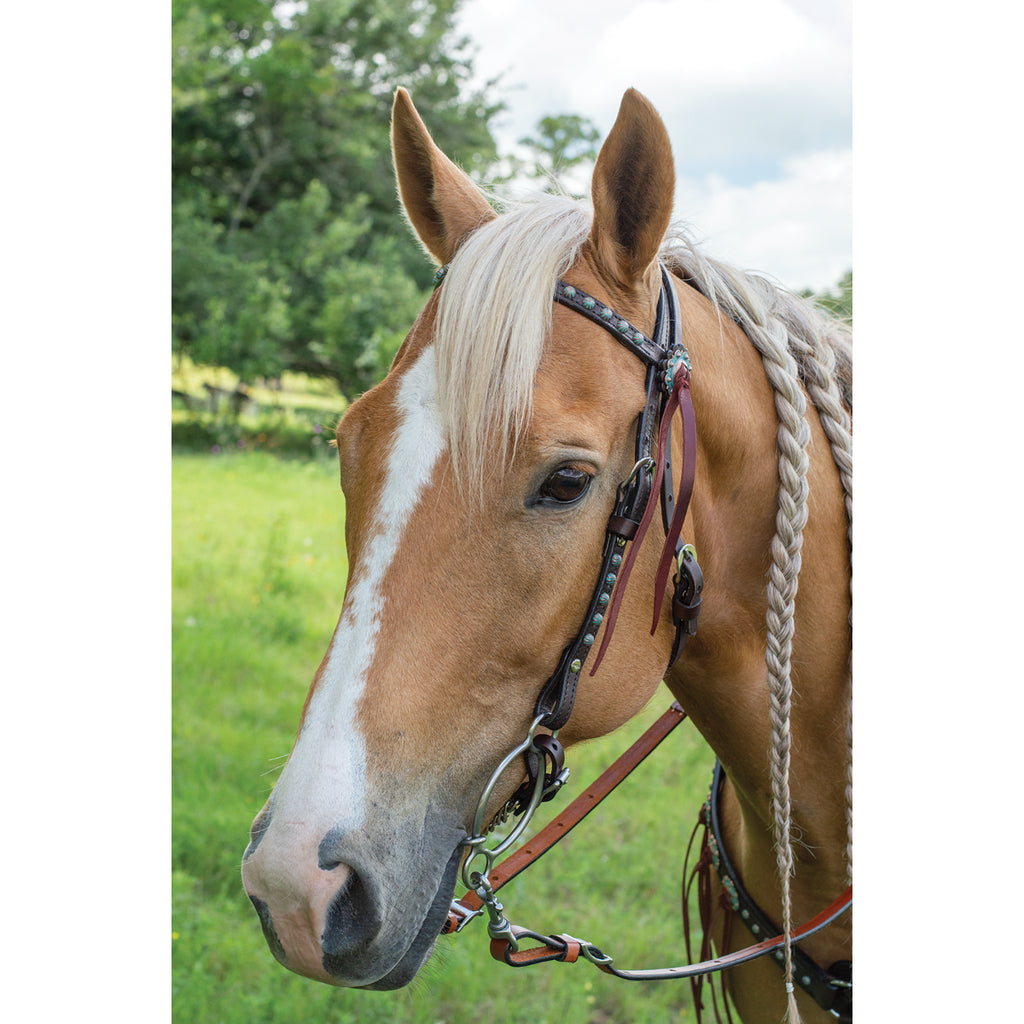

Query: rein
435;263;851;1010
445;702;852;991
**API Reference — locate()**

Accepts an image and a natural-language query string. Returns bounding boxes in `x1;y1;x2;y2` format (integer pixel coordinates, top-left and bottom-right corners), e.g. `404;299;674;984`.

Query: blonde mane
433;195;591;491
432;195;851;500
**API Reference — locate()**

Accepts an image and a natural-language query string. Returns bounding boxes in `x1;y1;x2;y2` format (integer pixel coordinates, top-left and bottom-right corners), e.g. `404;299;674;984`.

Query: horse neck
665;277;852;874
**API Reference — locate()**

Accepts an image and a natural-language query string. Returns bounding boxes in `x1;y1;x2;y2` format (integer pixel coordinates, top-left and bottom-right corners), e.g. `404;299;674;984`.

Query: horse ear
391;87;496;265
589;89;675;289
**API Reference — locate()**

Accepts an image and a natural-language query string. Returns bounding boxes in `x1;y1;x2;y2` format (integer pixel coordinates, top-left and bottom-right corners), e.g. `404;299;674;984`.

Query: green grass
173;450;717;1023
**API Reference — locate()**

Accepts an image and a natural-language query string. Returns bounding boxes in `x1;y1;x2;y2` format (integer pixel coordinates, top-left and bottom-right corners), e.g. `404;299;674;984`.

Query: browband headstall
432;260;701;732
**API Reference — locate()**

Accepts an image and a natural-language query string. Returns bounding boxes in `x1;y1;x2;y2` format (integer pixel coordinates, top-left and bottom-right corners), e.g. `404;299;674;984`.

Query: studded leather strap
706;761;853;1019
537;267;701;728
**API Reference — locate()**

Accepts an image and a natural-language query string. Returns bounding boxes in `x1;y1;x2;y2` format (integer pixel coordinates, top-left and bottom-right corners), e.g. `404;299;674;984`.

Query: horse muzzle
241;802;465;988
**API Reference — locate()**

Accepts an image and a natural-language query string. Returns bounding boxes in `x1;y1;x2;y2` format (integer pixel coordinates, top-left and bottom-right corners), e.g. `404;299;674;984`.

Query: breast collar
701;762;853;1020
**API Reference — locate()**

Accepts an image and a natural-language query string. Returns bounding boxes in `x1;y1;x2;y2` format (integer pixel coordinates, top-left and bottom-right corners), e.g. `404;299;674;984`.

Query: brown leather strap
444;702;688;932
445;701;852;989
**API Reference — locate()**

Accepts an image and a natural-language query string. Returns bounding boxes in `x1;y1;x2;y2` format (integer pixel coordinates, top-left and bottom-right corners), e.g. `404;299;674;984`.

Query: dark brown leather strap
554;282;664;366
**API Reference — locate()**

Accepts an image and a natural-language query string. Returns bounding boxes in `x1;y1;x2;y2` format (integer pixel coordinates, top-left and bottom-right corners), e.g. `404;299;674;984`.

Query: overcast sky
454;0;852;293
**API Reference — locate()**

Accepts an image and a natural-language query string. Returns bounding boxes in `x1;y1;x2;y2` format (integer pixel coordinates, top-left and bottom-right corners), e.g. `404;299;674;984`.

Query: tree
516;113;600;192
802;270;853;325
172;0;504;393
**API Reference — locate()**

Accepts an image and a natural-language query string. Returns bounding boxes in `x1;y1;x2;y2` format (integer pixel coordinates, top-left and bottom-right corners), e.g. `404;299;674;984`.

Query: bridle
432;262;852;1014
432;260;699;884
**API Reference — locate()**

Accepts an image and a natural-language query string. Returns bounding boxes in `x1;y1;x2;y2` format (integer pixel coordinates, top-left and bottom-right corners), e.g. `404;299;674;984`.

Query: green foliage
518;113;601;184
173;452;715;1023
803;269;853;325
172;0;503;394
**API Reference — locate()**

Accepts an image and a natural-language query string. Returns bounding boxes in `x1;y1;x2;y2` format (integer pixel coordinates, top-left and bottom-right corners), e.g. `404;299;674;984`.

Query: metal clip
446;899;483;933
579;942;614;968
543;766;570;802
677;542;698;575
470;872;518;951
624;456;656;489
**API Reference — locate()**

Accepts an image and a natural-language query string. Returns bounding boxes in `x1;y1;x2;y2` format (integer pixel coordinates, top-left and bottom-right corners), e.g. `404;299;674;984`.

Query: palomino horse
242;88;852;1024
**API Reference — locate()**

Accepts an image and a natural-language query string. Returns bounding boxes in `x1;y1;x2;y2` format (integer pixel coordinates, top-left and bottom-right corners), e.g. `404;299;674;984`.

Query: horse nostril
321;869;383;961
248;894;288;966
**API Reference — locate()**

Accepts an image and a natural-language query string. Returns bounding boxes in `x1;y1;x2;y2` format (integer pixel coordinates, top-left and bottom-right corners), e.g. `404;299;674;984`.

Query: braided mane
660;233;853;1018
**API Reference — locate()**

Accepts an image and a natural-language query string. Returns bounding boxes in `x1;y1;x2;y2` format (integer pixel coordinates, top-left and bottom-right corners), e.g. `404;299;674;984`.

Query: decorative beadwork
721;874;740;912
662;344;692;394
583;633;595;646
582;296;596;311
561;285;577;299
432;264;449;289
591;613;603;628
708;830;722;872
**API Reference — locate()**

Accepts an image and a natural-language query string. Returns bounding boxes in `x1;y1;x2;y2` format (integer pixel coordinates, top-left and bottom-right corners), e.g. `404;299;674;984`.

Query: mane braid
660;229;853;1023
432;196;592;494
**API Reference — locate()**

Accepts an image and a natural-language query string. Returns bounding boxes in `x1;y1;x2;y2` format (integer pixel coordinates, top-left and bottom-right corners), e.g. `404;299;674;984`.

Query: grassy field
172;450;718;1023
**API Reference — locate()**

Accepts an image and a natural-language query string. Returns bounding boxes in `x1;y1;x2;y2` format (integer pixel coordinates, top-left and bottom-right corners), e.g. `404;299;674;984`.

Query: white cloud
674;148;852;292
455;0;851;291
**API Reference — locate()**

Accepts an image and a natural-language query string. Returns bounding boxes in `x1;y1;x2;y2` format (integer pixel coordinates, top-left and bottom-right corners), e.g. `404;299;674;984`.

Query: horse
241;87;852;1024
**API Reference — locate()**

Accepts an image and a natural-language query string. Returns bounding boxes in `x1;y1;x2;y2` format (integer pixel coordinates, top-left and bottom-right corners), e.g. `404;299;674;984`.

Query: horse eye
539;466;592;504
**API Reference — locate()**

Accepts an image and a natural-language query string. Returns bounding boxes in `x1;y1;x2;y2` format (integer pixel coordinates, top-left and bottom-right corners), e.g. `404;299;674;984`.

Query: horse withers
241;87;852;1023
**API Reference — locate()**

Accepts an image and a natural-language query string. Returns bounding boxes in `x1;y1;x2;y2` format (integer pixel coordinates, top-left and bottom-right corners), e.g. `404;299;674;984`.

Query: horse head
241;87;684;989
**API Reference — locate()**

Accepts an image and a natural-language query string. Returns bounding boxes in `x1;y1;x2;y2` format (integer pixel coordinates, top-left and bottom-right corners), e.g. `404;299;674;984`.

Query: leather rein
433;263;852;1004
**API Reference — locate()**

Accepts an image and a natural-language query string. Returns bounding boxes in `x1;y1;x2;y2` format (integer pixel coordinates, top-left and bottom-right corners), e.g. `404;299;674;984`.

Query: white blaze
270;346;446;837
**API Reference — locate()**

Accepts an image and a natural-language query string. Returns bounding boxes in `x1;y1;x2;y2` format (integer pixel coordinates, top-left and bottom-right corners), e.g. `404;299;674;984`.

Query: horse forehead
532;302;649;427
